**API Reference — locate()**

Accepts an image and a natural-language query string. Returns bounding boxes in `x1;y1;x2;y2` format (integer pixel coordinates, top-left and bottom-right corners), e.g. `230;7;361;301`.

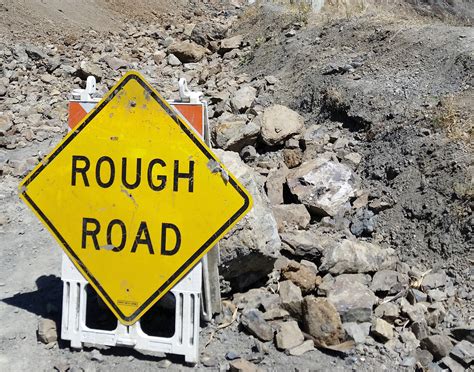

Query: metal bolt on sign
19;72;252;362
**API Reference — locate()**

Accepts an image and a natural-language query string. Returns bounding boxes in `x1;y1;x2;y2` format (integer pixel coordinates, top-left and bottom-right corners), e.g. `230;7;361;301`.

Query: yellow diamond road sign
19;71;252;325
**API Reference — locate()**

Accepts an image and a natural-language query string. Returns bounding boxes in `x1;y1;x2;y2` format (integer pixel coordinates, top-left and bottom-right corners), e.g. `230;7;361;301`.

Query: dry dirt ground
0;0;473;371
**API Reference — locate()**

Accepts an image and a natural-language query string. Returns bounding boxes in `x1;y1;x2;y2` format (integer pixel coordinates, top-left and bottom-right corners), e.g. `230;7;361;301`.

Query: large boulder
213;114;259;151
168;41;206;63
287;158;357;216
259;105;304;146
320;239;396;274
214;149;281;291
230;85;257;113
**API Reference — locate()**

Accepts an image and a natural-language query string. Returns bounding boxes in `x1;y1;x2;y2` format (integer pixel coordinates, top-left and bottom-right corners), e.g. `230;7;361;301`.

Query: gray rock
320;239;396;274
25;44;47;60
220;35;243;54
230;85;257;113
214;115;259;151
279;230;329;260
279;280;303;318
371;270;408;294
421;335;453;360
400;356;417;368
343;152;362;167
90;349;104;362
233;288;280;311
441;356;465;372
40;73;54;84
229;358;259;372
411;321;430;341
153;51;166;64
262;308;290;321
37;318;57;344
374;302;400;322
103;56;128;70
451;326;474;343
168;41;206;63
427;289;447;302
450;340;474;366
302;296;345;346
167;54;182;66
225;351;240;360
240;309;274;342
343;322;371;344
260;105;304;146
214;150;281;291
275;321;304;350
326;275;378;323
371;318;394;342
303;124;330;153
407;288;428;304
265;165;289;205
240;145;258;162
400;298;426;323
287;159;357;217
77;60;103;81
415;348;434;367
0;114;12;135
272;204;310;232
400;329;420;351
426;302;446;327
421;271;447;291
288;339;314;356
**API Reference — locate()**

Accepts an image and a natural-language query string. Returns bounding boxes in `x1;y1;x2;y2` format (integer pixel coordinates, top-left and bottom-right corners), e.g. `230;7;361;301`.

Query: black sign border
21;73;251;323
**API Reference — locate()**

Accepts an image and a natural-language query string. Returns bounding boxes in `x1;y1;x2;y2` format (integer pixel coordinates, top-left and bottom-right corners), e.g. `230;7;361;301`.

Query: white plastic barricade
61;254;201;363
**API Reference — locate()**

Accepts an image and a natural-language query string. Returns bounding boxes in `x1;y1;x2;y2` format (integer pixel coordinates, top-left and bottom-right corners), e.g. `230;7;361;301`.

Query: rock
407;288;428;304
215;150;281;291
191;21;227;48
240;145;258;162
281;261;321;294
400;298;426;323
420;335;453;360
37;318;57;344
240;309;274;342
275;321;305;350
25;44;47;60
214;115;259;151
450;340;474;366
326;275;378;323
219;35;243;54
77;60;103;81
288;340;314;356
0;83;6;97
233;288;280;311
302;296;345;346
282;148;303;169
343;152;362;167
287;159;357;216
201;355;218;367
374;302;400;322
156;359;172;368
0;114;13;135
279;280;303;318
321;239;396;274
451;327;474;343
226;351;241;360
343;322;371;344
153;50;166;64
400;329;420;351
168;41;206;63
103;56;128;70
229;359;260;372
371;318;394;342
260;105;304;146
272;204;310;232
400;356;417;368
426;302;446;327
427;289;447;302
441;356;465;372
350;209;376;236
303;124;329;153
415;348;434;367
371;270;408;294
265;165;289;205
167;54;181;66
183;23;196;37
40;73;54;84
279;229;329;260
230;85;257;113
411;321;430;341
421;271;447;291
262;308;290;321
90;349;104;362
